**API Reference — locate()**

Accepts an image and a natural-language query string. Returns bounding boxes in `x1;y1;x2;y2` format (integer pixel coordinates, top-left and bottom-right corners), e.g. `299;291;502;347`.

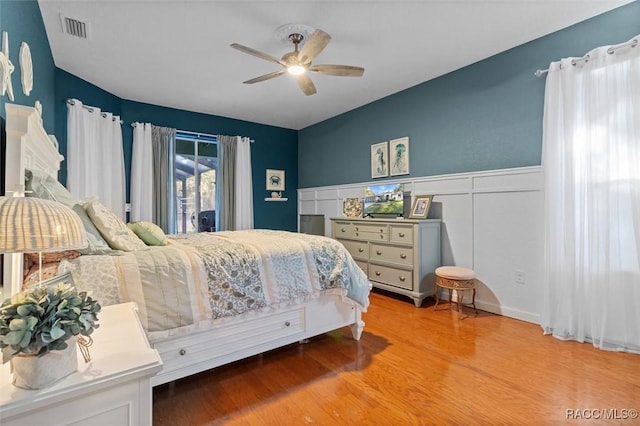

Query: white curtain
541;35;640;353
67;99;125;219
130;123;153;222
235;136;253;230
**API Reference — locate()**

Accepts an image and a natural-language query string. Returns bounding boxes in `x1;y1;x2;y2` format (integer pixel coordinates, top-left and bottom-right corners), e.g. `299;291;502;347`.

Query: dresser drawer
370;243;413;266
353;222;388;235
390;225;413;245
333;221;354;238
369;264;413;290
354;230;388;242
339;239;369;261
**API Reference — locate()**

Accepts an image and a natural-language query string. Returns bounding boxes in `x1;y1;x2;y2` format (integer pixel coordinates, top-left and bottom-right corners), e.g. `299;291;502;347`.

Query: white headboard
2;103;64;298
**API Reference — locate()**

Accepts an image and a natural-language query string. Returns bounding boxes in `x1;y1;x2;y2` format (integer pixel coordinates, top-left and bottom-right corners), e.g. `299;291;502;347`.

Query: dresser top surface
331;217;441;224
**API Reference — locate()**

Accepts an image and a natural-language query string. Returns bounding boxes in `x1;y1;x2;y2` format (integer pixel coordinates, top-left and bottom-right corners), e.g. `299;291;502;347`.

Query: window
174;132;217;234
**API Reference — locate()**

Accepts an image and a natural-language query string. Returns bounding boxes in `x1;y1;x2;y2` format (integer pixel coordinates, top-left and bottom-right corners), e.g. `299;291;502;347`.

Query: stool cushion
435;266;476;280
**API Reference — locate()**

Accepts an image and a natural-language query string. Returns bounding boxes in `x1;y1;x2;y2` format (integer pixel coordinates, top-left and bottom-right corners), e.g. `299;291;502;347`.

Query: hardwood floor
153;290;640;425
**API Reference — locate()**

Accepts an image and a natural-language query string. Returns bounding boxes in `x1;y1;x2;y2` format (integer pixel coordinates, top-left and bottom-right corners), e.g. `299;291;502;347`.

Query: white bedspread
61;230;370;338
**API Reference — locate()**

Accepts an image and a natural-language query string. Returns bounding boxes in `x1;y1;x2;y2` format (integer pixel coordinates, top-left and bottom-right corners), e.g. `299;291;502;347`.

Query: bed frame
3;102;365;386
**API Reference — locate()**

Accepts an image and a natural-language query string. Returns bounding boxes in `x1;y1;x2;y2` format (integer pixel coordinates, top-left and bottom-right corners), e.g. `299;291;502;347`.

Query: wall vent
60;14;90;39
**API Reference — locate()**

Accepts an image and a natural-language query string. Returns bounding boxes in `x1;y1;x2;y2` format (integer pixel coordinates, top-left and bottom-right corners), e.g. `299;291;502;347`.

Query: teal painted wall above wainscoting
297;1;640;188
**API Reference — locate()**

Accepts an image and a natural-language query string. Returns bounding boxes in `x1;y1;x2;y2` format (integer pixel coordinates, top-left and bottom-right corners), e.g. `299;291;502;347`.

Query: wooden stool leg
472;287;478;314
434;284;441;310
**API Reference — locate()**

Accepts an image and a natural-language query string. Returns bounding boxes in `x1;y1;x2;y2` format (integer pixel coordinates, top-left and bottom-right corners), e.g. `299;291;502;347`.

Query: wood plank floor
153;290;640;425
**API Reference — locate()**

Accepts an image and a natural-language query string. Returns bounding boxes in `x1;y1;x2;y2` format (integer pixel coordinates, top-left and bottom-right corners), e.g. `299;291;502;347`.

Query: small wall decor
409;195;433;219
0;31;15;101
20;41;33;96
266;169;285;191
390;137;409;176
342;198;363;218
371;141;388;178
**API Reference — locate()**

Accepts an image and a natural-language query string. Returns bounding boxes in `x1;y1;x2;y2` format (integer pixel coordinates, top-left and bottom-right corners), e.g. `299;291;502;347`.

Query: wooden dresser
331;217;441;307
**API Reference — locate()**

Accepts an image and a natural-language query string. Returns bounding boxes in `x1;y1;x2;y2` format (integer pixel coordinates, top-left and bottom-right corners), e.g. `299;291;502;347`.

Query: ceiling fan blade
243;70;286;84
230;43;286;67
297;29;331;64
309;64;365;77
295;74;317;96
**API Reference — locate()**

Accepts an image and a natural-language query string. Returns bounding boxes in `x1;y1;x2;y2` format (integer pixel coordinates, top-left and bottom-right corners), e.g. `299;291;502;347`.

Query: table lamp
0;196;87;294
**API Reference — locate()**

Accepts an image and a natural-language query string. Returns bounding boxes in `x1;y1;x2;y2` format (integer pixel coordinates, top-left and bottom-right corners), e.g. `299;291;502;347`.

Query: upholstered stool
434;266;478;314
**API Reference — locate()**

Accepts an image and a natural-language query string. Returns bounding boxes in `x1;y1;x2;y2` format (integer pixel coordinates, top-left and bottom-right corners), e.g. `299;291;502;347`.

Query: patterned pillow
25;169;114;255
127;221;168;246
85;199;147;252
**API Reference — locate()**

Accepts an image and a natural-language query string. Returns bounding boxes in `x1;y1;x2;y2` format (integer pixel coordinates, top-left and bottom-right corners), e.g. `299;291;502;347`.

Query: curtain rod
66;99;123;124
534;37;638;77
130;123;254;143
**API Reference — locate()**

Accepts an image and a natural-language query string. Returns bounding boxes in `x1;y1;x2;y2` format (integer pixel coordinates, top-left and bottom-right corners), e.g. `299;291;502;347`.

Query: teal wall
298;1;640;188
52;80;298;231
121;100;298;231
0;0;56;133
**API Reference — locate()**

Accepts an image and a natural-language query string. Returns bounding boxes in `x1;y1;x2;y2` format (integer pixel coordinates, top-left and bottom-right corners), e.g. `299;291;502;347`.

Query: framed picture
389;137;410;176
371;141;389;178
342;198;363;218
266;169;285;191
409;195;433;219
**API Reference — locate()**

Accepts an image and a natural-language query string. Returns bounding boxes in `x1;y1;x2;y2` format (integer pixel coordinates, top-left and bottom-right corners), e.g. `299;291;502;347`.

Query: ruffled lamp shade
0;196;88;253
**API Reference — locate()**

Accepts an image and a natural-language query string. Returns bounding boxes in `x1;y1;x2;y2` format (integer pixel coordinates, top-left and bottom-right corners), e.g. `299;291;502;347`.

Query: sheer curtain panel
131;123;153;222
541;35;640;353
67;99;126;219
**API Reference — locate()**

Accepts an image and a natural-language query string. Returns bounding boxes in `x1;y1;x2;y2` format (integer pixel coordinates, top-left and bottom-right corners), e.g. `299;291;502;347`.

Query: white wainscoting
298;166;544;324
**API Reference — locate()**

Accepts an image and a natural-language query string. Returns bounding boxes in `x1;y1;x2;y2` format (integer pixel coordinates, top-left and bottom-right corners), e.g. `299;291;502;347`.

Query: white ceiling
38;0;633;130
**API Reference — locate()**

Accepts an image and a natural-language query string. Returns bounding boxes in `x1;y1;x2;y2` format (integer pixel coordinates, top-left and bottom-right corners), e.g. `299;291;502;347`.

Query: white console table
0;302;162;426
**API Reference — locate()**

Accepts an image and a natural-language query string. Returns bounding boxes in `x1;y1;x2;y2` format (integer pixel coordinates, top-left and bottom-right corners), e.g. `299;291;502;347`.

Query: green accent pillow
127;221;168;246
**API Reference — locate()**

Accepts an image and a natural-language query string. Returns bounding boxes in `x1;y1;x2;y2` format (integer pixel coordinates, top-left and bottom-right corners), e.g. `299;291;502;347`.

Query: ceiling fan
230;29;364;96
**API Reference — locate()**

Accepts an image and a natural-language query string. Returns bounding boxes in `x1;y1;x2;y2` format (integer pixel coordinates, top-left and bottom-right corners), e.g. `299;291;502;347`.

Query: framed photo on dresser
409;195;433;219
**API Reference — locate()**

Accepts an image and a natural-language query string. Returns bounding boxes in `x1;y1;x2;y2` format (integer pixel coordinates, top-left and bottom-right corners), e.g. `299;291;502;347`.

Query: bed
2;103;370;386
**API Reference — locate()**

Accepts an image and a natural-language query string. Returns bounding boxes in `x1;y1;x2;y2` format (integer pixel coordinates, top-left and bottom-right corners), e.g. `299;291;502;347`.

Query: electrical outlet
515;269;526;285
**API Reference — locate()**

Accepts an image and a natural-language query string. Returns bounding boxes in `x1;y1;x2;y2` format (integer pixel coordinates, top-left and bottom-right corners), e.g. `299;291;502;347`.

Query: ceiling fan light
287;65;305;75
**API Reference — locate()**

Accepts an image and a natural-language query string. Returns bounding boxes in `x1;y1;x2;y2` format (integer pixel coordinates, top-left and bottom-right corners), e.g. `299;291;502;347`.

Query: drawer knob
379;235;384;239
379;229;383;233
179;349;186;356
375;271;381;276
399;232;405;237
376;250;382;255
399;276;406;282
284;321;291;327
341;228;346;232
358;248;364;253
400;254;407;259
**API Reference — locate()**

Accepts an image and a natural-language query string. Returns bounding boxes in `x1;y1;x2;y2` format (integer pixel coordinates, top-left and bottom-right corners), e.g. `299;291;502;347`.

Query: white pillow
85;198;147;252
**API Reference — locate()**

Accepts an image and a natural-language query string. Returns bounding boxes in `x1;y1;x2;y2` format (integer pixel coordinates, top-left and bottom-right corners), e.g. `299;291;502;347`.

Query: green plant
0;283;101;363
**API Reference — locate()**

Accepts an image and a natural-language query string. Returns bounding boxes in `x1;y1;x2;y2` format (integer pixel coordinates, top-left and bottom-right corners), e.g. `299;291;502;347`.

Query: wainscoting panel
298;166;544;324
